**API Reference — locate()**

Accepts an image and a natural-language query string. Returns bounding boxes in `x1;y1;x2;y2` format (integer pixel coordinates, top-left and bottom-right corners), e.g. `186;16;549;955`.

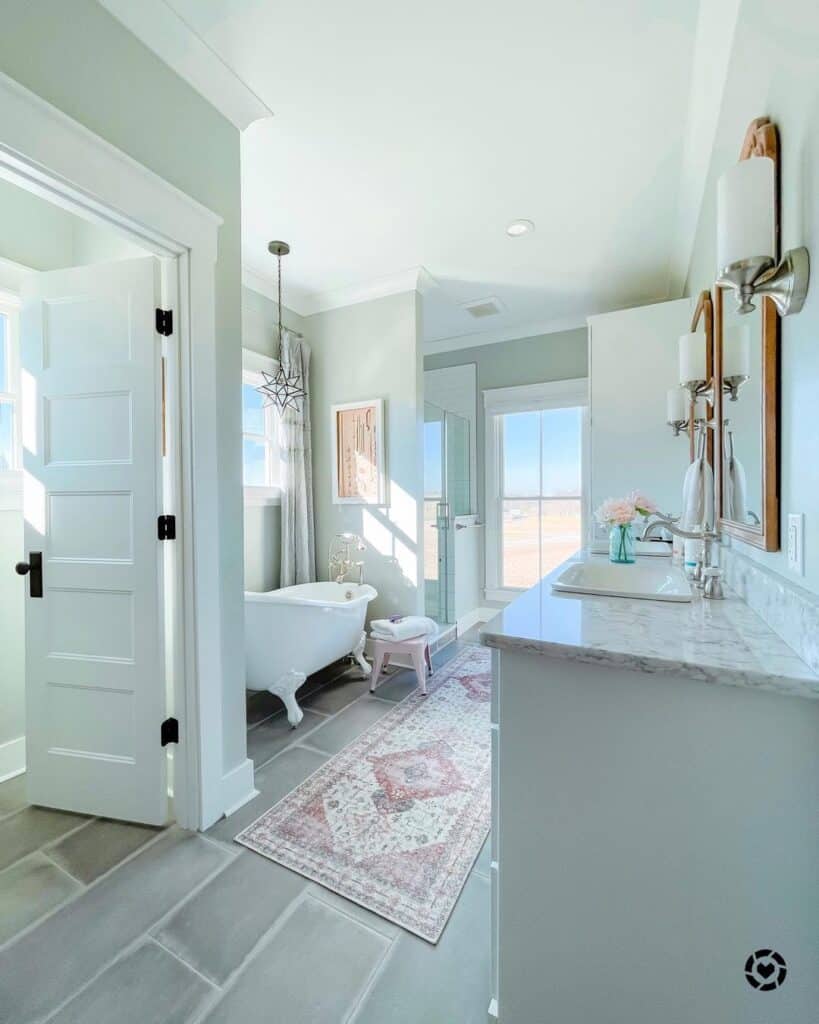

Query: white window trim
242;348;281;506
0;294;22;511
484;378;589;600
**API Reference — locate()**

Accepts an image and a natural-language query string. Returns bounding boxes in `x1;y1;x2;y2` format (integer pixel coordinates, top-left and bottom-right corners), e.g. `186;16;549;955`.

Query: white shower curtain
279;330;316;585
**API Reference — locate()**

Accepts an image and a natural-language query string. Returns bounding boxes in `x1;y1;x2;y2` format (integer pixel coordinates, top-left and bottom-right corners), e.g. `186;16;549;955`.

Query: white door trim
0;70;250;829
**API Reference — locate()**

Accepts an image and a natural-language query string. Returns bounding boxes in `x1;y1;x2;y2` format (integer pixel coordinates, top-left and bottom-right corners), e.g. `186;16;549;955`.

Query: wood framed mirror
715;117;780;551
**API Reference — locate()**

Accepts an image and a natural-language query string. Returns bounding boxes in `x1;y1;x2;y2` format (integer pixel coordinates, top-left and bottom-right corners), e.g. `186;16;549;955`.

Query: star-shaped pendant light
259;364;307;413
256;240;306;414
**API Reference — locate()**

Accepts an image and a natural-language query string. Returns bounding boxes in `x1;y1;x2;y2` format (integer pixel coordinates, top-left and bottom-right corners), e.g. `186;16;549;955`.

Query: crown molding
243;265;429;318
98;0;273;130
423;312;588;355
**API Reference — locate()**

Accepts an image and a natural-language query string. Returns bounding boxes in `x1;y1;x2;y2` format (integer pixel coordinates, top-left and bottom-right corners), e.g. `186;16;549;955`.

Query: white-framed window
242;348;281;506
484;378;588;600
0;296;22;510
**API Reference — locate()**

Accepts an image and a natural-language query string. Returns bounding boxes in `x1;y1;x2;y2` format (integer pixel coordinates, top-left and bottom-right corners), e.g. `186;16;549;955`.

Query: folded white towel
370;616;437;642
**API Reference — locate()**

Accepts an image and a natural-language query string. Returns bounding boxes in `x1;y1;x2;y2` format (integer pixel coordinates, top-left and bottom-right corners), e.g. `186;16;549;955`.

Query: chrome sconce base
717;246;810;317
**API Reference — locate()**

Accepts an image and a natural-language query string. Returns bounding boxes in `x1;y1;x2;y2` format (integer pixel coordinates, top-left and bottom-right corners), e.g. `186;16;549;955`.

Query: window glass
499;406;584;589
242;437;266;487
242;382;265;435
541;407;582;495
502;411;539;496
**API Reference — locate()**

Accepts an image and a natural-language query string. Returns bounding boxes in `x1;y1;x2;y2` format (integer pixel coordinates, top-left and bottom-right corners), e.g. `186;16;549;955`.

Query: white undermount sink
552;560;692;603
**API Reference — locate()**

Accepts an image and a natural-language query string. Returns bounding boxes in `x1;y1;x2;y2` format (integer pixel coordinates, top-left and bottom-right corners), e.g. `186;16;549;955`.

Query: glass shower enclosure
423;402;471;623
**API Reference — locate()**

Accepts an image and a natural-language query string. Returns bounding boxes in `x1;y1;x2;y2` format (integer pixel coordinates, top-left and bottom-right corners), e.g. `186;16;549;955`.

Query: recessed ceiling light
506;219;535;237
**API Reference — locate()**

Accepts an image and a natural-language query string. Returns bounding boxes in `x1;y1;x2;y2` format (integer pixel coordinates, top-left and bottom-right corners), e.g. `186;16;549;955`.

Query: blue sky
425;406;582;499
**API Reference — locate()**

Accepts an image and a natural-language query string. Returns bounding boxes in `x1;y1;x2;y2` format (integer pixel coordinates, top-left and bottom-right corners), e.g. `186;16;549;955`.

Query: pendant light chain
256;240;307;414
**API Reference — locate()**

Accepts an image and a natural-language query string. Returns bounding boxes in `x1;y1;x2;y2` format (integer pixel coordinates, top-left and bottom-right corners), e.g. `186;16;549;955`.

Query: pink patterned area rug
236;644;491;943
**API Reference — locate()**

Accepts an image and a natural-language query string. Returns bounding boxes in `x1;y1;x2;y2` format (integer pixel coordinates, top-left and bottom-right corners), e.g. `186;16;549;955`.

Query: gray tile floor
0;639;491;1024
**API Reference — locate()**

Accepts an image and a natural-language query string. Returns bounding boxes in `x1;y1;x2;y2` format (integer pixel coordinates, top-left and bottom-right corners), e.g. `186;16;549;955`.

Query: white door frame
0;71;243;829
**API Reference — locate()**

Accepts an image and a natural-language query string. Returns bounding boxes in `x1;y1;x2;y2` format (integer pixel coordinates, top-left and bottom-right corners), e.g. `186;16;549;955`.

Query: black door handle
16;553;43;598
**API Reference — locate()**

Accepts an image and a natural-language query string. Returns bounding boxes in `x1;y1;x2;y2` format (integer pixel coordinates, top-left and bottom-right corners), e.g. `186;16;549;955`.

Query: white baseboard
0;735;26;783
219;758;256;821
457;606;496;636
487;997;499;1022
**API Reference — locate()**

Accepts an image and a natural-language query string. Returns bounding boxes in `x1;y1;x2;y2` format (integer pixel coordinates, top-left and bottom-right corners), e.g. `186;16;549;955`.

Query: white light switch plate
787;513;804;574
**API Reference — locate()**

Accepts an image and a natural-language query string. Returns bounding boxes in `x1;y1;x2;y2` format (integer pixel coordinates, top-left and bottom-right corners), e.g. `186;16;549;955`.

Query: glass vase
609;523;635;564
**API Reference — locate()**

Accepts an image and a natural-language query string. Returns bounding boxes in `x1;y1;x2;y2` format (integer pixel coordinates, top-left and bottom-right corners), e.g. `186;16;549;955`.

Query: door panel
21;258;168;825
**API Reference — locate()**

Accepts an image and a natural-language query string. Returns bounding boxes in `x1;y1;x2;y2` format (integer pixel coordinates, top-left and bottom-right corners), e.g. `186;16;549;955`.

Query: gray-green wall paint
684;0;819;596
308;292;424;621
424;328;588;522
0;0;246;771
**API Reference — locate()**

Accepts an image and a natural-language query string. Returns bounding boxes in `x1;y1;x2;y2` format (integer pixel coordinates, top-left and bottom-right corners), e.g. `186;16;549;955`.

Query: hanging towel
723;430;748;523
681;429;714;530
370;616;438;642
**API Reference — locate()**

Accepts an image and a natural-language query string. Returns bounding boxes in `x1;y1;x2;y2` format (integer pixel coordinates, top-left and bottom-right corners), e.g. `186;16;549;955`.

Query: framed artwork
331;399;386;504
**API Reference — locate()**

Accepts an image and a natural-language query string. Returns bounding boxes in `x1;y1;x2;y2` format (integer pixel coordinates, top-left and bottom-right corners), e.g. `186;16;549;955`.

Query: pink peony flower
629;491;659;517
595;496;637;526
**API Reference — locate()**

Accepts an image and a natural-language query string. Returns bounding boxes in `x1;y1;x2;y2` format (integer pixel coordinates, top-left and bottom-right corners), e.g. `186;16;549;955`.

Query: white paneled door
20;258;170;825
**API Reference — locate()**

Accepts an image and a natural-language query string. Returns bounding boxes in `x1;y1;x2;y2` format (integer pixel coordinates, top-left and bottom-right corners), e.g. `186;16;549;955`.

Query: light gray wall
308;291;424;621
424;328;588;524
0;0;247;775
684;0;819;595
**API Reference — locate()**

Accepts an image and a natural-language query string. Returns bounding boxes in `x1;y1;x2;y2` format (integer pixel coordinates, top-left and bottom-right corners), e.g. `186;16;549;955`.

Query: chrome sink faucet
642;515;724;599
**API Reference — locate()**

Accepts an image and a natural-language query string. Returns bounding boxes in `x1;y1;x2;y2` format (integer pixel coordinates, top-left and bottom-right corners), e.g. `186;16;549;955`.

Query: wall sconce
716;156;810;316
666;386;707;436
678;327;749;406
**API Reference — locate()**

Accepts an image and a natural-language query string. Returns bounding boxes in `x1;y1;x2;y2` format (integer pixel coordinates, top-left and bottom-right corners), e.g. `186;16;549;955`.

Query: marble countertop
480;553;819;701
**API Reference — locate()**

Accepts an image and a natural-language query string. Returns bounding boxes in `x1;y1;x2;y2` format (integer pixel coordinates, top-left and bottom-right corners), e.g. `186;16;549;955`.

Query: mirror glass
720;297;762;529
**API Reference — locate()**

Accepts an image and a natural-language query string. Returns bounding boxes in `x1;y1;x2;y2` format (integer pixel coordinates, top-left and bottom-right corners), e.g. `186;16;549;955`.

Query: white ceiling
116;0;706;344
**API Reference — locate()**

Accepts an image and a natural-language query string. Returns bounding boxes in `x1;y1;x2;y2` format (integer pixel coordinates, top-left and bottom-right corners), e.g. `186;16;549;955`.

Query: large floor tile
0;774;28;819
0;852;80;945
206;746;329;842
0;829;230;1024
246;689;284;727
0;805;89;871
305;696;395;754
351;874;492;1024
367;666;421;703
48;817;162;884
203;895;389;1024
156;850;306;984
302;673;372;715
50;940;214;1024
247;708;326;768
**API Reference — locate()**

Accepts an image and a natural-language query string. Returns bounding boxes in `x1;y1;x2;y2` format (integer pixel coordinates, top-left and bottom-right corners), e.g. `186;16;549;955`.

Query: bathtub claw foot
352;631;371;677
269;670;306;728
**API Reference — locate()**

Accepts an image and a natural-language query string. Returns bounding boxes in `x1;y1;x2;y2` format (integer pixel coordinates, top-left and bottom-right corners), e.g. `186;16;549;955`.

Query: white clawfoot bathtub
245;582;377;727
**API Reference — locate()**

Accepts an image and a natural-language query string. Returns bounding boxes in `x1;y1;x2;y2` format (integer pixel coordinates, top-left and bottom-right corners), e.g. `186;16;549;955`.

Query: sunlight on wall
361;479;420;588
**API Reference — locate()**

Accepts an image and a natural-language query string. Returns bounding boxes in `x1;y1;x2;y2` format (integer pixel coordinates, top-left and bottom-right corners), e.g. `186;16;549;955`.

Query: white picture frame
331;398;386;505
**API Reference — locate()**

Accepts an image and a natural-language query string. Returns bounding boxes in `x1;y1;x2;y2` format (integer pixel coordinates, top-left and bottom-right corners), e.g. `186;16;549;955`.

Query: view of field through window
500;407;582;589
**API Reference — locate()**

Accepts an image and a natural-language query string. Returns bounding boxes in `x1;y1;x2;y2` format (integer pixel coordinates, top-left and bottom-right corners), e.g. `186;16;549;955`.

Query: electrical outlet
787;513;804;575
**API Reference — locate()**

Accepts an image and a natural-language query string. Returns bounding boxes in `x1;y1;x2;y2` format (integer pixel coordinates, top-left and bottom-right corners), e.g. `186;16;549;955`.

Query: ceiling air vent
461;296;505;319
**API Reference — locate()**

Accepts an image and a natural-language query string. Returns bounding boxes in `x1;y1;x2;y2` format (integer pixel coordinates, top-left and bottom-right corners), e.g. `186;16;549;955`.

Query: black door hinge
157;514;176;540
155;308;173;336
161;717;179;746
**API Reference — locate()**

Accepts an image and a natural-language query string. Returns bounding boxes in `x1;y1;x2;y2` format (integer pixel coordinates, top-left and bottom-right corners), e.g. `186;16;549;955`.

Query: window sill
484;587;524;604
244;486;282;508
0;471;22;512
